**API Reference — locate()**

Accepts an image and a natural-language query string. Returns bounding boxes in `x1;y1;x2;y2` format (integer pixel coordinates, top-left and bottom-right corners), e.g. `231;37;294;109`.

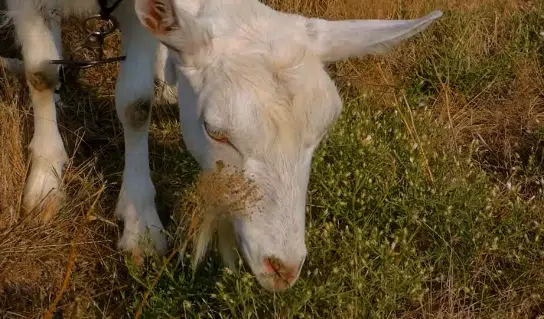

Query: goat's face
136;0;442;292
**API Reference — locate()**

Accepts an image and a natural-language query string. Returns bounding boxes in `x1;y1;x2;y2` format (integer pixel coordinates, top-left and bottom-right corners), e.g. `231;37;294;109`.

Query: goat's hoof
116;212;168;260
118;225;168;252
115;183;169;262
118;226;168;266
22;170;64;223
23;190;64;224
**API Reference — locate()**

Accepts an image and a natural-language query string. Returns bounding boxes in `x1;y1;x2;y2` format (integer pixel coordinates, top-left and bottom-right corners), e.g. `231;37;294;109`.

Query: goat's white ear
304;10;442;62
134;0;210;56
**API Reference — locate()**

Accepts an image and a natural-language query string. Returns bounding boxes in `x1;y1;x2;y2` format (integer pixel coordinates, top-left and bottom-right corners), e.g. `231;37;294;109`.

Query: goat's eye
204;122;229;143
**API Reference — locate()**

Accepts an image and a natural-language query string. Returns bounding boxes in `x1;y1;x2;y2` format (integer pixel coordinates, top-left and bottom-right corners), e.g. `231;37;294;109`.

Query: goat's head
135;0;442;292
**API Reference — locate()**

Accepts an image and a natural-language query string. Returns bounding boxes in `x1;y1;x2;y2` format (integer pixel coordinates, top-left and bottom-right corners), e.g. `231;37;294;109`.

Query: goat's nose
263;256;304;289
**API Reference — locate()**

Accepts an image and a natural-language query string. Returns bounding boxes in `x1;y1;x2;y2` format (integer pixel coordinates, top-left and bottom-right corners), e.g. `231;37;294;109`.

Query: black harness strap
51;0;126;94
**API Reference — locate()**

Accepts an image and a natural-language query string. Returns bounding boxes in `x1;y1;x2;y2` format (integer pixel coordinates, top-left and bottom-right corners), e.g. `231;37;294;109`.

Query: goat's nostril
264;256;281;274
263;256;296;284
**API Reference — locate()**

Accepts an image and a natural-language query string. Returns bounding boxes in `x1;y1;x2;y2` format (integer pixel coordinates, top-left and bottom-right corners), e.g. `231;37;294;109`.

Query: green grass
127;95;544;318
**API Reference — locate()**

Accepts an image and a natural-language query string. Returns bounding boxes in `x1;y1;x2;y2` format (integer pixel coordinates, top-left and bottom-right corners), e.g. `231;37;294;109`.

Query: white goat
2;0;442;292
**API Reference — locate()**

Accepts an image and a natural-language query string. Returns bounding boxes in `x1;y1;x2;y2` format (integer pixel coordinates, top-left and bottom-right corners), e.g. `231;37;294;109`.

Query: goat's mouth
233;232;266;281
233;232;304;292
254;257;305;292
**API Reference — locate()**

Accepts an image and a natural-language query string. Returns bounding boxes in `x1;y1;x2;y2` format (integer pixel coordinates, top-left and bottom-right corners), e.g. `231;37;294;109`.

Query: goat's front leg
114;4;167;256
13;5;67;222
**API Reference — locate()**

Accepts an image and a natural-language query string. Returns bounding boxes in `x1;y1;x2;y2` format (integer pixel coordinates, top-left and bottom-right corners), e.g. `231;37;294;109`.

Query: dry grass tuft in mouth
173;160;261;269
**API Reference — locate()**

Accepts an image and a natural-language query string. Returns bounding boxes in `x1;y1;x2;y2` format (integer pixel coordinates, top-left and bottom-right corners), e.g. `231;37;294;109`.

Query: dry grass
271;0;544;195
0;76;25;228
0;19;129;318
0;73;127;317
0;0;543;317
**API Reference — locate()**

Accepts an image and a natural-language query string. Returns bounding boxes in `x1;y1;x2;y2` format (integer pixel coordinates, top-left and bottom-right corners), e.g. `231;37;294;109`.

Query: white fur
135;0;442;291
2;0;173;253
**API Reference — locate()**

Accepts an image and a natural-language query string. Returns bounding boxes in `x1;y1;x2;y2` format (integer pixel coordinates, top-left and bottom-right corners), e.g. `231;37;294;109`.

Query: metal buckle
50;14;126;69
84;13;119;38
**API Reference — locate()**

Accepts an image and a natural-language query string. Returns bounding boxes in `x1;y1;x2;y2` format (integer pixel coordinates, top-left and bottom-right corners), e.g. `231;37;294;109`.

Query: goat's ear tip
427;10;443;20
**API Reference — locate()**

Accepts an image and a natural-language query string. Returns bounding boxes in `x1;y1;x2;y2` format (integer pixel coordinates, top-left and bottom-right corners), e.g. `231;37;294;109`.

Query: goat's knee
28;71;56;91
123;98;152;130
26;63;58;92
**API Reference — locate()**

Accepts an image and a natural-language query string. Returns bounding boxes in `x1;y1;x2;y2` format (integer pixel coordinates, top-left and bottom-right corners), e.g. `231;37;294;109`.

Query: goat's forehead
200;0;302;37
200;51;341;148
189;10;342;141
